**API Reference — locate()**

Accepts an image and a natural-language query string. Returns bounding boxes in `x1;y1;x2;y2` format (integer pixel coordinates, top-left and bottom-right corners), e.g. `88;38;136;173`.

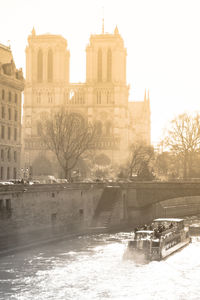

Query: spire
102;6;104;34
148;89;150;101
102;18;104;34
31;27;36;36
114;26;119;35
144;89;146;101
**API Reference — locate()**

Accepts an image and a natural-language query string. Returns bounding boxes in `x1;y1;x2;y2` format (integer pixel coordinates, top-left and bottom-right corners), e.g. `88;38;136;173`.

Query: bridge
92;181;200;227
124;181;200;207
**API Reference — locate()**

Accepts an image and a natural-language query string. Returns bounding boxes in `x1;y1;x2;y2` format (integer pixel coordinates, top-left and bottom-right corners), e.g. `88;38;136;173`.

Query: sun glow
1;0;200;143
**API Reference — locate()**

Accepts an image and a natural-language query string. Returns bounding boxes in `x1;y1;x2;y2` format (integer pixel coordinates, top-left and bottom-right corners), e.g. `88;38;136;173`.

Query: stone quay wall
1;182;200;254
0;183;104;239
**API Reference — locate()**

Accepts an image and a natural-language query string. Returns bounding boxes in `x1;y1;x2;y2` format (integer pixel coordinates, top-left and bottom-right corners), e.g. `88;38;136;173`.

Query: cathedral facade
22;27;150;178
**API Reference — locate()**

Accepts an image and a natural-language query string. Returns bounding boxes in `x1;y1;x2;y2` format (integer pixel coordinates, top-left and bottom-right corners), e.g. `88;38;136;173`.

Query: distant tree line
39;109;200;181
118;112;200;181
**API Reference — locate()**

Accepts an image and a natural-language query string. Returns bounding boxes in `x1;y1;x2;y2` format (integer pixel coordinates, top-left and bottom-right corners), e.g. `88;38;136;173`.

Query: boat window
128;240;137;247
136;232;152;239
152;241;160;247
177;221;184;230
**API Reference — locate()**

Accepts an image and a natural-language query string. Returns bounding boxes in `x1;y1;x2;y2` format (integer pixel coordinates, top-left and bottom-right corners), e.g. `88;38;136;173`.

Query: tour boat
124;218;191;261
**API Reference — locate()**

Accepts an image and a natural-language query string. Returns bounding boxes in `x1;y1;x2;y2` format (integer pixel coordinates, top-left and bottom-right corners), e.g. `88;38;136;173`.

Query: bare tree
154;151;180;180
164;113;200;179
128;143;155;180
40;109;96;179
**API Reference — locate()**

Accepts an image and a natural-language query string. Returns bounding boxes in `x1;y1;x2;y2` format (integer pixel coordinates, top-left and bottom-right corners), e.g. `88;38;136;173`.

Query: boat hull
124;218;191;262
160;237;191;260
124;238;191;262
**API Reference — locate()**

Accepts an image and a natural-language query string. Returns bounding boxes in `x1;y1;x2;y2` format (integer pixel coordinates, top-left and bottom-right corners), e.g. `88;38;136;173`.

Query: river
0;230;200;300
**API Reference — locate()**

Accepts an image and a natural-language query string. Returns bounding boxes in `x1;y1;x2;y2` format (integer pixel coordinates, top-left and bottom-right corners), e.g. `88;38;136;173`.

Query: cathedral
22;26;150;178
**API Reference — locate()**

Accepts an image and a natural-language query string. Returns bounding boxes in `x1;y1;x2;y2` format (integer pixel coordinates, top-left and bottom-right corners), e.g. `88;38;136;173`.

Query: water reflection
0;232;200;299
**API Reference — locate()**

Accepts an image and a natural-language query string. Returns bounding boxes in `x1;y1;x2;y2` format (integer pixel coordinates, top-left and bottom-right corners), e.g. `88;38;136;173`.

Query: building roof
0;43;24;85
0;43;13;64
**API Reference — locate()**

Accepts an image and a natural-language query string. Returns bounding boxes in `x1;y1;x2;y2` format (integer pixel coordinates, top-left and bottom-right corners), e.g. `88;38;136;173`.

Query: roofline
28;34;67;42
0;43;11;52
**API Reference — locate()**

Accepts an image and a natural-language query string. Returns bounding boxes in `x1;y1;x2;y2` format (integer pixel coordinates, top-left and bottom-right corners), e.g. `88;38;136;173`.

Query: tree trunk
188;152;193;178
129;166;133;178
64;163;69;180
183;152;188;179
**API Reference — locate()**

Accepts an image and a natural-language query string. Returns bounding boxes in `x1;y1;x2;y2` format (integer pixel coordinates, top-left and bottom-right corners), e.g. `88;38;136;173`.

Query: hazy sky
1;0;200;144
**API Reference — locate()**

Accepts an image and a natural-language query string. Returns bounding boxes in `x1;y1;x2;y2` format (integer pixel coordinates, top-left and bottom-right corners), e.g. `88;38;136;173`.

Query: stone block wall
1;182;200;242
0;184;104;237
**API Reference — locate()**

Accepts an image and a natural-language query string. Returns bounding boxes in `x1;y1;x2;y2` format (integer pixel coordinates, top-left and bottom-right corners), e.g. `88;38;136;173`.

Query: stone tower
22;29;70;175
22;26;151;179
85;26;129;163
86;26;127;85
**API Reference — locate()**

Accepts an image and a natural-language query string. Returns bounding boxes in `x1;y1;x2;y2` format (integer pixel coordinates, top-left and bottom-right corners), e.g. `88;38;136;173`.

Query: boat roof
136;230;154;234
153;218;184;223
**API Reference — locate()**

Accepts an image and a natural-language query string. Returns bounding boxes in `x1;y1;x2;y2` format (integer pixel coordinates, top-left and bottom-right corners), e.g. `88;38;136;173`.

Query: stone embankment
1;181;200;255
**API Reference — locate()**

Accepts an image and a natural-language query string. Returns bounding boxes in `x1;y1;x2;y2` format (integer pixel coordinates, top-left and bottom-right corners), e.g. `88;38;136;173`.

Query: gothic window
13;168;17;179
15;93;18;104
1;125;4;139
37;93;41;104
69;90;74;101
82;93;85;104
97;48;102;82
105;121;112;136
14;110;17;122
14;151;17;162
75;92;77;104
96;91;101;104
2;89;5;100
107;91;111;104
9;92;12;102
95;121;102;136
78;92;81;104
0;200;3;210
37;49;43;82
37;122;42;136
107;49;112;82
7;148;10;161
0;167;3;180
1;149;4;161
8;108;11;120
14;128;17;141
48;93;53;103
2;106;5;119
7;168;10;180
79;92;85;104
48;49;53;82
8;127;11;140
64;92;69;104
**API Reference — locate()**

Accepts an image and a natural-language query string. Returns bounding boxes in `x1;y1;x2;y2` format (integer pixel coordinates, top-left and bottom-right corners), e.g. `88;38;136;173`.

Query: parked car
82;178;94;183
0;181;14;185
32;180;41;184
32;175;58;184
8;179;22;184
56;179;68;183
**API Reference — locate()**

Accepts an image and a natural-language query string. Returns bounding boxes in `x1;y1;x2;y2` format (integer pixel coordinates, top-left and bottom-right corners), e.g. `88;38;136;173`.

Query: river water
0;230;200;300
